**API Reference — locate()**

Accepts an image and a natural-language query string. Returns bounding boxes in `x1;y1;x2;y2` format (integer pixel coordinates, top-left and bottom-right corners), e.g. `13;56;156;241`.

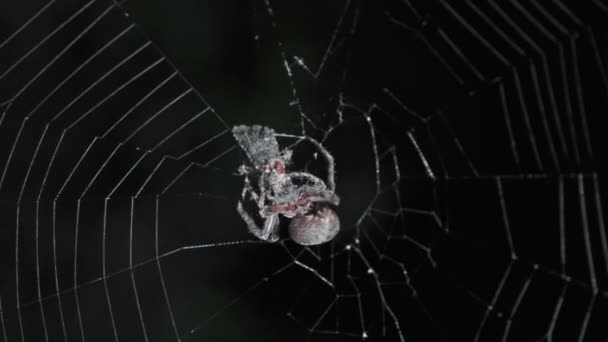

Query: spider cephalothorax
233;125;340;245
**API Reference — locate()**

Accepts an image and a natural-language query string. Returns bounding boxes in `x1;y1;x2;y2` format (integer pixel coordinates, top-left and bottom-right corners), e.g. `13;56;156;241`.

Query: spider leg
241;174;260;204
257;173;270;208
300;188;340;206
237;201;280;242
237;164;255;176
280;149;293;164
275;134;336;191
287;171;339;204
262;214;280;241
303;137;335;191
288;171;326;187
261;202;298;218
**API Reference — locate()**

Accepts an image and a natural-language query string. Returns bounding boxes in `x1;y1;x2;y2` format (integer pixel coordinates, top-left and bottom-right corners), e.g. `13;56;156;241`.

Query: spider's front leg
275;134;336;191
287;172;340;206
241;174;260;203
237;201;280;242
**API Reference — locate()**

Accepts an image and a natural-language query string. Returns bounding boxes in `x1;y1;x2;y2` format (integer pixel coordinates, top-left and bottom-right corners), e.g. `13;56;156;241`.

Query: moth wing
232;125;281;169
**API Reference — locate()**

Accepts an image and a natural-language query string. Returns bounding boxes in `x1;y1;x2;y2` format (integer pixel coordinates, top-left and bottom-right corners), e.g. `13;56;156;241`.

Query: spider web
1;0;607;341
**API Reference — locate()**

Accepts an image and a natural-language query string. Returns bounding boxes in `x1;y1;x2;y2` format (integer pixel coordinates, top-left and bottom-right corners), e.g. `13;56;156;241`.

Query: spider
232;125;340;245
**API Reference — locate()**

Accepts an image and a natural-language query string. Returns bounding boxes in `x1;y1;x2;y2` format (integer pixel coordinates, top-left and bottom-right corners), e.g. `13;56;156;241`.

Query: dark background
1;0;607;341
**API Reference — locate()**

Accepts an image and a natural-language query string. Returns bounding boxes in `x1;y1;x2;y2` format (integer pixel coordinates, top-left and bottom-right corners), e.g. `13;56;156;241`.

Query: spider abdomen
288;207;340;246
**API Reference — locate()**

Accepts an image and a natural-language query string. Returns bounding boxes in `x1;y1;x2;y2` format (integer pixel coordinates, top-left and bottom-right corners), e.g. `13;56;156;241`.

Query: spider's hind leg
275;134;336;191
237;201;280;242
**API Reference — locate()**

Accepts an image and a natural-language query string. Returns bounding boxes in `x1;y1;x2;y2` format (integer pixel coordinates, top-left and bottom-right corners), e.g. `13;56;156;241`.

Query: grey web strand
0;3;229;342
391;0;596;167
329;2;607;340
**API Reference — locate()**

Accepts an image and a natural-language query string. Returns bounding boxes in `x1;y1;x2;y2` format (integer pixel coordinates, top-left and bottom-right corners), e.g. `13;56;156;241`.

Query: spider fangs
233;125;340;246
